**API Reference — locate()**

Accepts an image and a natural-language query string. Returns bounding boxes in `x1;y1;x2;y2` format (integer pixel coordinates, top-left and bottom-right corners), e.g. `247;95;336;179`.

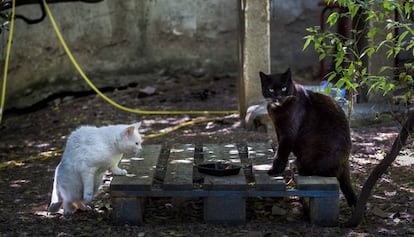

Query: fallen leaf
371;206;389;218
271;205;287;216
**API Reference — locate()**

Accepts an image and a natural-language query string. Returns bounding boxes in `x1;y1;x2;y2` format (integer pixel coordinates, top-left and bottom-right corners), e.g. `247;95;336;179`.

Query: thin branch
344;111;414;227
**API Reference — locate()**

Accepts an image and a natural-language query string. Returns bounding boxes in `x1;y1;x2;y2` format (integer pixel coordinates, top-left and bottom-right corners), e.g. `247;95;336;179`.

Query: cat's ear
125;126;135;138
135;122;142;128
284;68;291;79
259;72;268;84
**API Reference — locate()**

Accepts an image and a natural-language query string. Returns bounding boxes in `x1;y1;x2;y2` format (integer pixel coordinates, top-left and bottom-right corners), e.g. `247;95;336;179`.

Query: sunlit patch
10;179;30;188
229;149;239;155
205;159;226;163
253;164;272;171
368;151;385;161
374;132;399;141
35;210;63;217
355;142;375;146
39;150;60;158
270;176;284;181
170;158;194;164
229;158;240;163
249;151;268;158
170;149;184;153
400;186;414;194
130;157;144;161
395;155;414;166
353;157;374;165
35;143;50;148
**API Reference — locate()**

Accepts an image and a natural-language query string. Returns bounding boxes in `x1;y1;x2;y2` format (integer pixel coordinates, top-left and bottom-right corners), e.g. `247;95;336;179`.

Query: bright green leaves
327;12;339;27
303;0;414;102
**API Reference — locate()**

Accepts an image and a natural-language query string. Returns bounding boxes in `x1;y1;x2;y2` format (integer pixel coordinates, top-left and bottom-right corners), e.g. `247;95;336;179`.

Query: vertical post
238;0;271;126
112;196;145;225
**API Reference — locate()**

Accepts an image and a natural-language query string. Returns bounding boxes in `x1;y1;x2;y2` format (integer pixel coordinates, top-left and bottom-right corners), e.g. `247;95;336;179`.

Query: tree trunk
344;111;414;227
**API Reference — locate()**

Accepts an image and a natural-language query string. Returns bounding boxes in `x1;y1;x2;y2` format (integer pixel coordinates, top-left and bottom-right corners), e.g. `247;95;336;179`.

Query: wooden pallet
110;143;340;226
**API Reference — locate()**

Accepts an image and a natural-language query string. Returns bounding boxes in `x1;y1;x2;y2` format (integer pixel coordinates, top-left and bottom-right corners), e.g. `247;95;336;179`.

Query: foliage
0;10;11;34
304;0;414;227
303;0;414;102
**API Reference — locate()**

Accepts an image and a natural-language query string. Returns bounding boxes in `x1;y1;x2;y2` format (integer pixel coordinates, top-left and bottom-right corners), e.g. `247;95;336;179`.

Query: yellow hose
42;0;238;116
0;0;15;125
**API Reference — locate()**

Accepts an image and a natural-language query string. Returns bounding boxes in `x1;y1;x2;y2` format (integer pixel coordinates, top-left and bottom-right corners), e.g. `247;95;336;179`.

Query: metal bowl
196;163;241;176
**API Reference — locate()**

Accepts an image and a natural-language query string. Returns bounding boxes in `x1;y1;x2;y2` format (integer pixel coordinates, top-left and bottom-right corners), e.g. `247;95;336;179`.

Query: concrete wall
3;0;321;109
270;0;320;81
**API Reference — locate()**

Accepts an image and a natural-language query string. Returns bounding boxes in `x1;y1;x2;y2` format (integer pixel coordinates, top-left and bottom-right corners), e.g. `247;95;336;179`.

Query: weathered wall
270;0;320;81
4;0;321;109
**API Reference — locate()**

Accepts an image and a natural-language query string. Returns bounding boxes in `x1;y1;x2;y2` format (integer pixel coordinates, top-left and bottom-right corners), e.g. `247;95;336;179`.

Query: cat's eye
135;142;139;145
281;87;287;92
268;89;274;93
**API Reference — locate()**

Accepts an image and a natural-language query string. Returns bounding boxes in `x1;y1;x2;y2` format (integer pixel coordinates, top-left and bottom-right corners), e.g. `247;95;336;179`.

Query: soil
0;75;413;237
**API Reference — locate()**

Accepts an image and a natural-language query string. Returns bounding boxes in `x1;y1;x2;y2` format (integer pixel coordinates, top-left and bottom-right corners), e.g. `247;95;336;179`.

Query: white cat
48;122;143;215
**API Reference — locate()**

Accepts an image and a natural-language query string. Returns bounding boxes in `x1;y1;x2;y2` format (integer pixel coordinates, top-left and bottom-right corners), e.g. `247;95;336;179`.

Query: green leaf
394;46;401;56
349;4;360;18
326;72;337;82
386;32;393;40
366;48;375;57
348;63;355;75
361;67;367;76
319;53;326;61
398;31;409;43
303;36;313;51
383;1;394;11
327;12;339;27
335;56;344;69
367;28;377;40
336;78;346;88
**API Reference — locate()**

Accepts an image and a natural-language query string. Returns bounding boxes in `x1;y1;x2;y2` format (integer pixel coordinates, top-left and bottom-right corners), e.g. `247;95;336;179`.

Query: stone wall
3;0;321;109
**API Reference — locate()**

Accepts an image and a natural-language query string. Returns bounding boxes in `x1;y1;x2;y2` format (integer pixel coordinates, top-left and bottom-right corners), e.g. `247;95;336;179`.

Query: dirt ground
0;75;413;237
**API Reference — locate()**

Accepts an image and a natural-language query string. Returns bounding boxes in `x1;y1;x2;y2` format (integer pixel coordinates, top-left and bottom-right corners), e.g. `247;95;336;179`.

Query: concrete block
204;196;246;224
112;197;145;225
309;196;339;227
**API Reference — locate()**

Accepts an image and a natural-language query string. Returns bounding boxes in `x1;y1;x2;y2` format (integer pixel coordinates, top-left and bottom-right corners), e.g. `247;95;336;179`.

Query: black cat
259;68;357;207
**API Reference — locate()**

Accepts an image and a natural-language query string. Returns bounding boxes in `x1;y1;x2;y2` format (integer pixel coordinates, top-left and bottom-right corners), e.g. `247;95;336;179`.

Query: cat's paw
83;192;94;204
78;202;92;212
112;168;128;176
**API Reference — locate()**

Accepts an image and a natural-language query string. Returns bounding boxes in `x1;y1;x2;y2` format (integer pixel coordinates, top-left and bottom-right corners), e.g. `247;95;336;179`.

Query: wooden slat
202;144;247;191
110;144;162;191
163;144;195;190
295;175;339;191
248;143;285;191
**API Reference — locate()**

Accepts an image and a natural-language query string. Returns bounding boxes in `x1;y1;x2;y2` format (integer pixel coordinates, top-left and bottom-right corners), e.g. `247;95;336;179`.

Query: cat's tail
338;168;357;207
48;168;62;213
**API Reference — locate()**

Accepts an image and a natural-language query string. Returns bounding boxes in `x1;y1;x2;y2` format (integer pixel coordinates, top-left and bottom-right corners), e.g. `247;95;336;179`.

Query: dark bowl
196;163;241;176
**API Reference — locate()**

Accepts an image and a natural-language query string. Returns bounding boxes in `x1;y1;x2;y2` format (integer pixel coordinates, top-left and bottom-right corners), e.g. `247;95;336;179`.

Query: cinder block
309;196;339;227
204;196;246;224
112;197;145;225
295;176;340;227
